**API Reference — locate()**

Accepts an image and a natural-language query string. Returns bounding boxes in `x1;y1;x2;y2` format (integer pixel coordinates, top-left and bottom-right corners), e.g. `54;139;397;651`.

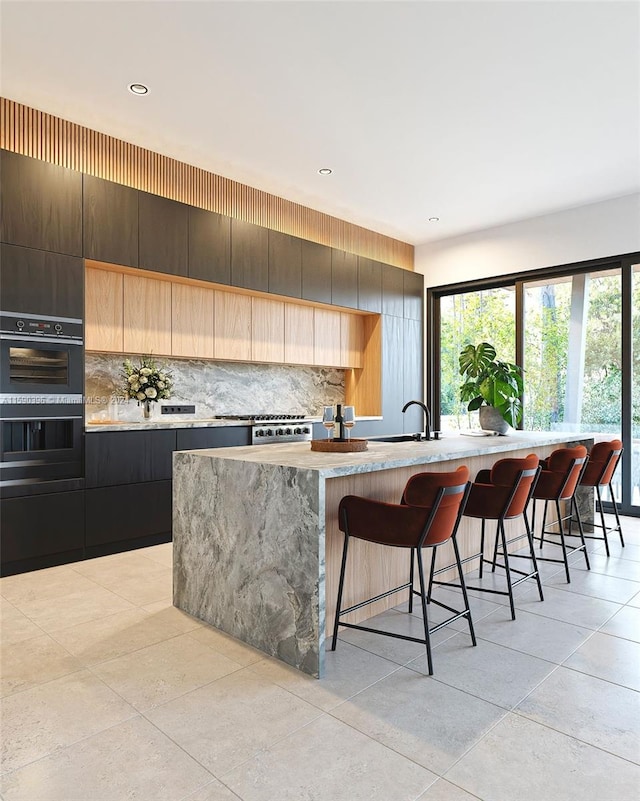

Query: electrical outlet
161;405;196;415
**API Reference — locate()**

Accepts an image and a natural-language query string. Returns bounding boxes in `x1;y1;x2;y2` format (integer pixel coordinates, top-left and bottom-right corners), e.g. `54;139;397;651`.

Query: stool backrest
581;440;623;487
402;466;470;546
544;445;588;500
489;453;540;518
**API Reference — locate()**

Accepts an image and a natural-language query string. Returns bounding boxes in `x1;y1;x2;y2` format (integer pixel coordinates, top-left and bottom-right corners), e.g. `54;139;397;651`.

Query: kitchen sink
368;434;426;443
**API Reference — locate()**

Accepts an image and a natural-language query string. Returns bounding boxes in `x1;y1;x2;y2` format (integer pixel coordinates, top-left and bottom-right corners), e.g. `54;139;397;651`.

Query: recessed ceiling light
428;217;440;222
318;168;332;175
128;83;149;96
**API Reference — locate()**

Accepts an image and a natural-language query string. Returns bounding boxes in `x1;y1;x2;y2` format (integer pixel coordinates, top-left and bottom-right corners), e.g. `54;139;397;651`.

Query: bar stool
570;440;624;557
331;467;474;676
531;445;590;582
431;454;542;621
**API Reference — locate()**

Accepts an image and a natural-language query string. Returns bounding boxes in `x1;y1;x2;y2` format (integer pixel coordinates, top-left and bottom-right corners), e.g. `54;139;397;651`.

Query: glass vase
143;400;152;420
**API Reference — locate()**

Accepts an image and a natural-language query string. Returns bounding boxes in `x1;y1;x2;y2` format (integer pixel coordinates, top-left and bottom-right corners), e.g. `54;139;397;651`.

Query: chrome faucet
402;400;431;441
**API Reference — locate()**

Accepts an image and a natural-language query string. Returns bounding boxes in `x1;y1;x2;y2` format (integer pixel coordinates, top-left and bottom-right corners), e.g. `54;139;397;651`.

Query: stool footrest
532;538;587;558
337;621;429;646
339;582;412;617
433;553;480;576
431;579;509;598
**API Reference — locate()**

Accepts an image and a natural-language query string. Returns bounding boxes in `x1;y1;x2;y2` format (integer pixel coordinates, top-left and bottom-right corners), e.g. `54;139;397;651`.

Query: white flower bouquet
122;355;173;406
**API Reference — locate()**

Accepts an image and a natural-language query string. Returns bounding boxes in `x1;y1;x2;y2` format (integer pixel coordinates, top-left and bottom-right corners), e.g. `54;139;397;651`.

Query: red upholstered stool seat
331;466;474;676
531;446;590;582
570;440;624;557
431;454;543;621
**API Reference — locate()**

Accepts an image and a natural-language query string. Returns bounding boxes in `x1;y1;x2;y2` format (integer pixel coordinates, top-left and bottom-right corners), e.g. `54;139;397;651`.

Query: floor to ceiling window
522;269;622;436
429;254;639;515
439;288;515;430
632;264;640;505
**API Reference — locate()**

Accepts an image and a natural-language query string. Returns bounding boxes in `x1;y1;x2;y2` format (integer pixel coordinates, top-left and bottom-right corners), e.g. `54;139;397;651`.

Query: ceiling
1;0;638;246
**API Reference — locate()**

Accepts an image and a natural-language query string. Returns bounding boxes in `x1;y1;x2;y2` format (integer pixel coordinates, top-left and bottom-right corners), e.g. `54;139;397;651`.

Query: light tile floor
1;515;640;800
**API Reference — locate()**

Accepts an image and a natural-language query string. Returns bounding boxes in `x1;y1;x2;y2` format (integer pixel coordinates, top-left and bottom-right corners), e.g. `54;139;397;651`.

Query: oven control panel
0;312;83;342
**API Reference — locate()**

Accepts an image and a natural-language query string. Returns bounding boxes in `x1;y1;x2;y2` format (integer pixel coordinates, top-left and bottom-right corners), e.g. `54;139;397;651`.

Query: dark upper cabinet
83;175;138;267
0;244;83;318
268;230;302;298
0;150;82;256
331;249;358;309
382;264;405;317
138;192;188;276
230;219;268;292
404;270;424;320
382;315;404;434
85;429;177;488
188;206;231;284
403;317;425;434
358;257;382;313
301;240;332;304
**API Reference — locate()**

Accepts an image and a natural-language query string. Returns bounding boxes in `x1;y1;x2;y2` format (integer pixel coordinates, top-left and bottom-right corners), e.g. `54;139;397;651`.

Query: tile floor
1;515;640;800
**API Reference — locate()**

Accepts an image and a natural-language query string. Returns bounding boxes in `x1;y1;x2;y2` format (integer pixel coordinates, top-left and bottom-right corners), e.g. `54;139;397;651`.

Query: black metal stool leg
524;510;544;601
572;496;591;570
416;547;434;675
331;532;350;650
540;500;549;548
478;518;486;578
427;547;437;603
555;499;571;583
491;521;499;573
609;484;625;547
595;485;611;557
452;535;476;646
408;547;415;612
499;519;517;620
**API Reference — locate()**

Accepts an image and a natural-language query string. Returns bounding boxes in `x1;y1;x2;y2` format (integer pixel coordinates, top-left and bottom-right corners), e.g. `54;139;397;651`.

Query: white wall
415;193;640;288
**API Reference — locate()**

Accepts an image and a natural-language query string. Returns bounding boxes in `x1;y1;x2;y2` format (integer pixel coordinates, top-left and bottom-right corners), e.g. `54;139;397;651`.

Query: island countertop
173;430;593;678
175;430;586;474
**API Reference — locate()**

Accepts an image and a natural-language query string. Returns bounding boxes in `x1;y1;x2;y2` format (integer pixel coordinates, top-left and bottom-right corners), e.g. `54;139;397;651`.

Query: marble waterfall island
173;431;593;678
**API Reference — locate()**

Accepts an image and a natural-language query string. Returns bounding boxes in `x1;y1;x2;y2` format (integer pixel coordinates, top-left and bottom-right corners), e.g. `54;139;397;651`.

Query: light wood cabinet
314;308;342;367
214;291;251;361
172;283;214;358
340;313;363;368
285;304;314;365
123;273;172;355
85;267;123;352
86;265;371;371
252;297;284;363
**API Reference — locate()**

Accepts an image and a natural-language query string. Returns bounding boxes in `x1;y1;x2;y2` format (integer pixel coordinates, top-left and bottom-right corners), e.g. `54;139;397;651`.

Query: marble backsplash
85;353;345;422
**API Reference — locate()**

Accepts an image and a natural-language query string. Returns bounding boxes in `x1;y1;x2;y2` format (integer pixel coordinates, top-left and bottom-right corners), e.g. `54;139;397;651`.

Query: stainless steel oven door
0;401;84;497
0;337;84;397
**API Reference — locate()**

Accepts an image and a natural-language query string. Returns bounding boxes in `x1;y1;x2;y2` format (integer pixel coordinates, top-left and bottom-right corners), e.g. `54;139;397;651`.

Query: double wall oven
1;311;84;497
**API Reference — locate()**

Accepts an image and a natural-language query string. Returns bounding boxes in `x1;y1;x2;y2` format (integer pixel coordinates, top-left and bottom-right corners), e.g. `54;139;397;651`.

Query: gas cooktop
216;414;308;422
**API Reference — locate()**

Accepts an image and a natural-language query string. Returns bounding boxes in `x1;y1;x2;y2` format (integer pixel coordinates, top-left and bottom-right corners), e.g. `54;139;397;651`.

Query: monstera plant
459;342;524;431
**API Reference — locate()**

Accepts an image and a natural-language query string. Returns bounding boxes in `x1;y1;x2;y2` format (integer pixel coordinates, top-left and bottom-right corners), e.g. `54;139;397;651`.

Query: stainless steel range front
217;415;313;445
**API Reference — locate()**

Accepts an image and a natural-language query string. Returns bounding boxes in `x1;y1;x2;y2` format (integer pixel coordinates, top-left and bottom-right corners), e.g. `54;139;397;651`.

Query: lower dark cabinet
1;491;84;573
85;481;172;547
176;426;251;450
85;430;176;488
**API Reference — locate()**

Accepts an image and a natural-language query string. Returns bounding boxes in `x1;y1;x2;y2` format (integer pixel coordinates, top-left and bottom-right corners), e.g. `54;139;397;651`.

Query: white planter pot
479;405;510;435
